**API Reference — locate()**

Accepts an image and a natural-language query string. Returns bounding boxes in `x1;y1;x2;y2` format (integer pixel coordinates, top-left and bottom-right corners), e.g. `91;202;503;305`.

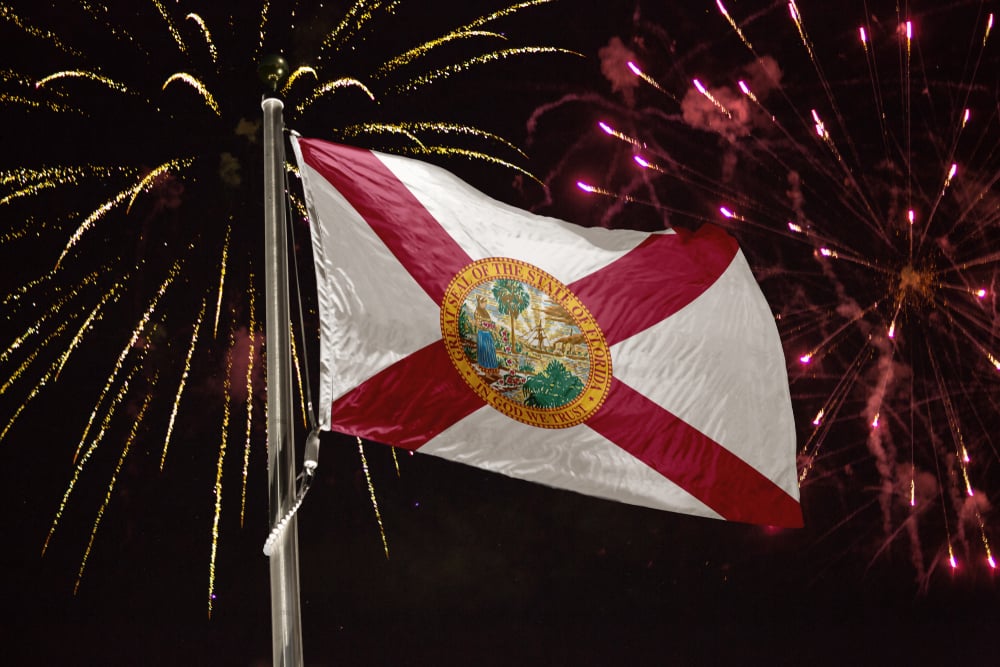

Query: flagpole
260;56;304;666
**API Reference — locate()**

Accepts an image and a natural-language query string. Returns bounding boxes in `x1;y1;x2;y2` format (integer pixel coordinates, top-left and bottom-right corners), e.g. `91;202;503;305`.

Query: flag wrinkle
329;341;483;449
421;408;722;520
299;139;471;302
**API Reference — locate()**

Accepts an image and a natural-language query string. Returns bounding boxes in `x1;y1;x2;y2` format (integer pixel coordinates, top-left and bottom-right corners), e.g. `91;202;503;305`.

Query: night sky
2;1;999;665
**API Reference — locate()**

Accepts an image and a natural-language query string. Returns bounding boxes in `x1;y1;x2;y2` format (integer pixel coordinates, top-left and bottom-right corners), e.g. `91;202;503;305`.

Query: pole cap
258;54;290;94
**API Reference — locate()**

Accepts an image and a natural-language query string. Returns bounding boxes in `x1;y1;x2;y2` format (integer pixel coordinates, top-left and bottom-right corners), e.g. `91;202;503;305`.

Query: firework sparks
1;0;569;613
358;437;390;559
73;387;154;594
293;76;375;114
36;70;134;97
207;322;236;618
43;360;145;557
162;73;220;115
732;5;998;578
693;78;734;119
240;276;258;527
281;65;317;95
56;159;195;268
71;265;178;464
1;165;141;206
185;13;217;64
533;1;1000;585
388;46;580;94
212;222;230;338
161;299;206;470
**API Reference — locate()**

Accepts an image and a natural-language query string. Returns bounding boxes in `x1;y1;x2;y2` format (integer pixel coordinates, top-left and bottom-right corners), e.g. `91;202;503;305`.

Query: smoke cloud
598;37;640;107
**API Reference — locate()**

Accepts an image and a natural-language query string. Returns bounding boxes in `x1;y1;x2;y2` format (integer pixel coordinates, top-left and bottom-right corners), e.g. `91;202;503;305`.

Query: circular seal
440;257;612;429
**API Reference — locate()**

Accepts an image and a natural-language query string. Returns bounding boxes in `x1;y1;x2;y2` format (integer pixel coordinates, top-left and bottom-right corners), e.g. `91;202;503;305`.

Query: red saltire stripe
298;138;472;303
587;379;803;527
568;225;738;345
328;341;484;449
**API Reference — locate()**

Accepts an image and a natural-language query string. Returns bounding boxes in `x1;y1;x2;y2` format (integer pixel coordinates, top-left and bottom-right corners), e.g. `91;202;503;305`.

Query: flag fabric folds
292;136;802;528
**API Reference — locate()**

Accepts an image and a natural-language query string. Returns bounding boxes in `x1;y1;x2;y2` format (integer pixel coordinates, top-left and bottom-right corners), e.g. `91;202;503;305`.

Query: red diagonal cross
300;139;801;527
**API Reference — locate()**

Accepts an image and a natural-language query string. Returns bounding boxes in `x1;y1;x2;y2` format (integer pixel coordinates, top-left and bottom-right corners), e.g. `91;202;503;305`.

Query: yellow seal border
440;257;612;429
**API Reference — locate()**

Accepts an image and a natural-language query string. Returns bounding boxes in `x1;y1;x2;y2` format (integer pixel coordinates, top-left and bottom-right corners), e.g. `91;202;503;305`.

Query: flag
292;136;802;528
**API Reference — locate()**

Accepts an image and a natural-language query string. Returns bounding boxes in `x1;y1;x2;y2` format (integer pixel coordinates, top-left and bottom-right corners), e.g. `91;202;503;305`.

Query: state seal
440;257;612;429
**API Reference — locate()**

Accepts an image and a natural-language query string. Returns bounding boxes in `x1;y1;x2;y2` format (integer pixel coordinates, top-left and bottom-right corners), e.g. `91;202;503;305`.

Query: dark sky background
2;1;999;665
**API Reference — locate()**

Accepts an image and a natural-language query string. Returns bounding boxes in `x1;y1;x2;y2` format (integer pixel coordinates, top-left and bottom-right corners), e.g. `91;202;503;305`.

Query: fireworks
0;0;568;612
531;1;999;586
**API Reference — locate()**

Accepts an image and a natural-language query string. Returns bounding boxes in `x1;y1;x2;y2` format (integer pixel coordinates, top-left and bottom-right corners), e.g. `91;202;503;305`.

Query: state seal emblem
440;257;612;429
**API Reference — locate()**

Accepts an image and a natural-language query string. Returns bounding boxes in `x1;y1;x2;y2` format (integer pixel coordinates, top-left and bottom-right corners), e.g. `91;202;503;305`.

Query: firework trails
529;0;999;585
0;0;571;613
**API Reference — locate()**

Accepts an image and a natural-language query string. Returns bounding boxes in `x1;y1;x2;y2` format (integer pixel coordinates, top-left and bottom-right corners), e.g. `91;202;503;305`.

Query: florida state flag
292;136;802;528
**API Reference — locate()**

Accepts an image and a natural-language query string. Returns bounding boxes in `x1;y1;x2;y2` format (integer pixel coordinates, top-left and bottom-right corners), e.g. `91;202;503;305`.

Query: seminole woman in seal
474;294;500;378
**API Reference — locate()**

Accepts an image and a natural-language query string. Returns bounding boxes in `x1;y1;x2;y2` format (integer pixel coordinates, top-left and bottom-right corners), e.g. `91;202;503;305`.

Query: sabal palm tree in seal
492;278;530;353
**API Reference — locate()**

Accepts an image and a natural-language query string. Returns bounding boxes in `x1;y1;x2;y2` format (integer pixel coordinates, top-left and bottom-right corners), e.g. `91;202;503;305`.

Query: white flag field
292;136;802;528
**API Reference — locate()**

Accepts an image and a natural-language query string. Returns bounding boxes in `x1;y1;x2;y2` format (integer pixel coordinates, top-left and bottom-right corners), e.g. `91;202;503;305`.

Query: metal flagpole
260;55;304;666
